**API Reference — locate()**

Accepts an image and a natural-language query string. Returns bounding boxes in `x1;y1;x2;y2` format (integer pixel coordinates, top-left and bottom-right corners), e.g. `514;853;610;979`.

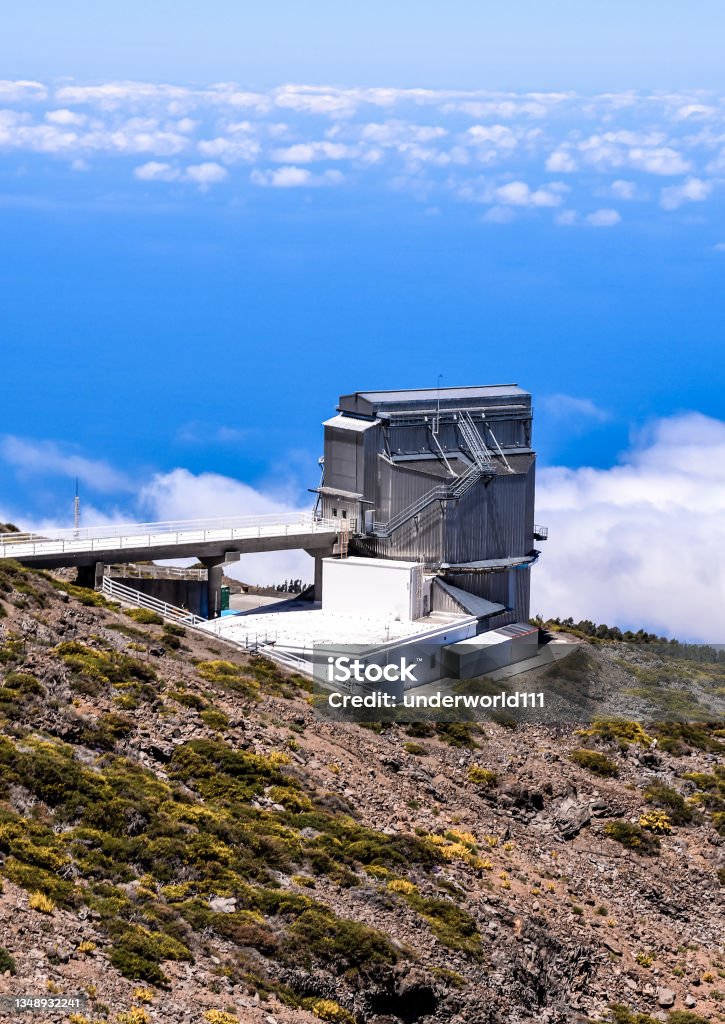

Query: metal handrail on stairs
371;414;504;539
372;461;482;538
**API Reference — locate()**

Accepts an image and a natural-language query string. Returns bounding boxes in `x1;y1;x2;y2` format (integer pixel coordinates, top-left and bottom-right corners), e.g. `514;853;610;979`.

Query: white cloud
134;161;180;181
274;85;361;118
660;177;713;210
575;133;691;176
609;179;636;199
494;180;564;208
466;124;517;152
184;161;228;186
545;149;577;172
271;140;354;163
540;394;610;421
250;166;344;188
359;121;448;147
136;160;229;186
197;134;260;163
0;80;47;103
45;109;87;126
587;208;621;227
533;413;725;641
483;205;516;223
629;146;691;175
139;468;314;584
0;436;131;493
672;103;717;121
554;209;578;226
55;81;192;109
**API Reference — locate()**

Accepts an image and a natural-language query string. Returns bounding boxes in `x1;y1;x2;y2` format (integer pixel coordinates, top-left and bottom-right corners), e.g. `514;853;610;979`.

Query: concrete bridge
0;512;343;617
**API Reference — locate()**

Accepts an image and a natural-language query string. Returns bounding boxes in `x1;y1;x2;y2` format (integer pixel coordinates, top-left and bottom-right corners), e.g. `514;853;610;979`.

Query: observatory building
207;383;546;679
315;384;543;629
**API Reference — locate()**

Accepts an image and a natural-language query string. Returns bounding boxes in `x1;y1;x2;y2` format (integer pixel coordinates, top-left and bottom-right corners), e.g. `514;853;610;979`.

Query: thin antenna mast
73;478;80;533
434;373;443;434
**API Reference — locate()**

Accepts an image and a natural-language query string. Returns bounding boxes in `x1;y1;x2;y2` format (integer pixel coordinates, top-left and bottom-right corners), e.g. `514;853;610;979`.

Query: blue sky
5;2;725;90
1;7;724;637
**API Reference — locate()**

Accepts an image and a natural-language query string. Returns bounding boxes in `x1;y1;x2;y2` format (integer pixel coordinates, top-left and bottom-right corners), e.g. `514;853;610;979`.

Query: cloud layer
2;412;724;638
533;412;725;642
3;80;725;223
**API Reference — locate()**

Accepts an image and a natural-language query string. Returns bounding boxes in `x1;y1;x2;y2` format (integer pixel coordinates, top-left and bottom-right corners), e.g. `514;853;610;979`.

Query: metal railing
101;576;208;628
0;511;341;558
101;576;280;654
533;524;549;540
457;412;495;471
106;563;208;581
373;461;482;538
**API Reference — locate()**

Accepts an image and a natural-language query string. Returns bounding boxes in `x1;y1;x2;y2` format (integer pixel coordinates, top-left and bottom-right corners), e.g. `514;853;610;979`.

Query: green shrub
644;782;693;825
163;623;186;637
109;924;191;986
668;1013;712;1024
0;945;16;974
609;1004;659;1024
169;690;207;711
200;709;230;731
2;672;44;696
569;749;619;777
604;821;660;856
578;719;652;748
467;765;498;788
435;723;479;748
126;609;164;625
195;660;259;698
286;907;398;969
653;721;724;755
407;894;481;955
403;742;428;756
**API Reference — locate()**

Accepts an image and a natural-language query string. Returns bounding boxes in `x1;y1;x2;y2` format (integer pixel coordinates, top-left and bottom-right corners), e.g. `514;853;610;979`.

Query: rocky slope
0;558;723;1024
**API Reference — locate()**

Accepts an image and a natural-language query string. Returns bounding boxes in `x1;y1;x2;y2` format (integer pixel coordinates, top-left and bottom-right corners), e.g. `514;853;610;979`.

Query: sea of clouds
2;410;724;641
2;80;725;226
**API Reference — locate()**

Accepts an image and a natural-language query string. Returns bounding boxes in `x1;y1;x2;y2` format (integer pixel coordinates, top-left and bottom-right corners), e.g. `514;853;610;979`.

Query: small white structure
322;556;426;623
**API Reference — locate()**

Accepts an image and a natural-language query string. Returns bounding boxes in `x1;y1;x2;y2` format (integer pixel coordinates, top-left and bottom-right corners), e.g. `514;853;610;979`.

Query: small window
332;508;338;517
341;509;347;519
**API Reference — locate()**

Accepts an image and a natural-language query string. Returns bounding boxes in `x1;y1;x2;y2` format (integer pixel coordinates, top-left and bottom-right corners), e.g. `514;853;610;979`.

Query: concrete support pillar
77;562;104;590
200;559;224;619
199;552;239;620
313;555;324;603
305;547;334;604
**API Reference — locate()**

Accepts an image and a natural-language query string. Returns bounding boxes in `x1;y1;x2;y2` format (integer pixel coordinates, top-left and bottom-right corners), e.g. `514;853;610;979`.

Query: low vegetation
569;749;619;777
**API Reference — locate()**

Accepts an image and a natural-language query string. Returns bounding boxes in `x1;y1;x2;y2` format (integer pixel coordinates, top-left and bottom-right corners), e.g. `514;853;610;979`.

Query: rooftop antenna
434;373;443;434
73;478;80;534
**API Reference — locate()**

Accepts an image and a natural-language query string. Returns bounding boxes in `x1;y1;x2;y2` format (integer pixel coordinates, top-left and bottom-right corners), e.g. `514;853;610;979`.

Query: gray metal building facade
316;385;543;631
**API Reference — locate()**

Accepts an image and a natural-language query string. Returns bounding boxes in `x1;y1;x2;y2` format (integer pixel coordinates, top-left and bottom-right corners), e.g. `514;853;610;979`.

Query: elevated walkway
0;512;342;570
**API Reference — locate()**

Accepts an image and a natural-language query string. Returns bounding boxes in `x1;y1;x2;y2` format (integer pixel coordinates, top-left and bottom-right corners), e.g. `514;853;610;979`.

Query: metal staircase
457;412;495;472
371;414;501;539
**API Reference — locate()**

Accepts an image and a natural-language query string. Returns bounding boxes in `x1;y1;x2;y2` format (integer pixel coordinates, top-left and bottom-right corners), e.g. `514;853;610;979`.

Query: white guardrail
101;575;208;627
0;512;341;558
100;576;278;651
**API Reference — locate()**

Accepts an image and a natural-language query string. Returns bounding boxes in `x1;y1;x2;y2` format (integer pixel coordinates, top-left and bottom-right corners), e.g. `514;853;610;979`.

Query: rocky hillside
0;558;723;1024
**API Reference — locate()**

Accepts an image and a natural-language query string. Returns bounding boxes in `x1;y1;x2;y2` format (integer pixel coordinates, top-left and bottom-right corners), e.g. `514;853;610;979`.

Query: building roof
433;578;506;618
323;413;380;432
314;486;364;500
341;384;529;405
440;554;539;572
338;385;531;418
